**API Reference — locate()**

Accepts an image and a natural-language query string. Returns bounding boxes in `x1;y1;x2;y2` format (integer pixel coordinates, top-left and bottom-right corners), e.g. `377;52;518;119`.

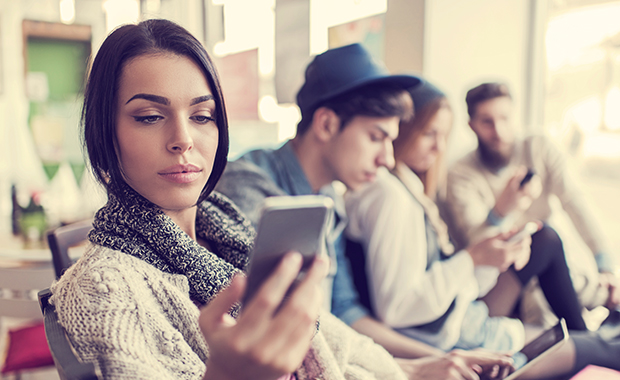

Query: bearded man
442;82;619;325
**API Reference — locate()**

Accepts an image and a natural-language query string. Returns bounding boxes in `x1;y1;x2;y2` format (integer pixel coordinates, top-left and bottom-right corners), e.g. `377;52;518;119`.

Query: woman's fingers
198;254;329;380
261;256;329;358
199;274;245;336
239;252;303;323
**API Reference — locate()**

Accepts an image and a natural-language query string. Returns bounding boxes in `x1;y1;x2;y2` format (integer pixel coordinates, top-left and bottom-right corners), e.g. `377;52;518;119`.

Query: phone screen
519;169;535;188
500;319;568;380
242;195;333;306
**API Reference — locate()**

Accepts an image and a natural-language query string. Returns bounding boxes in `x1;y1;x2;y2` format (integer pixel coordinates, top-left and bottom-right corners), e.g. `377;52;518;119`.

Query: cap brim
309;74;422;112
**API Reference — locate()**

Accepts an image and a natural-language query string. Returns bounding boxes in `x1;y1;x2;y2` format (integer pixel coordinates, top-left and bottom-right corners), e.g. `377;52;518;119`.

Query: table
0;233;84;269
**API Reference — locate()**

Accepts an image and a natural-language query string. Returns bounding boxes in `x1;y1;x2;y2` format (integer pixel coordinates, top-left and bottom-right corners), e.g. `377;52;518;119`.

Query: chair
0;265;56;377
344;237;374;315
38;289;101;380
47;219;93;279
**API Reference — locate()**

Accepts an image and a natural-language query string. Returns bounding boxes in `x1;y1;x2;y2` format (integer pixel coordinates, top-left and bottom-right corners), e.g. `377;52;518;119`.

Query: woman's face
115;53;219;212
402;107;452;174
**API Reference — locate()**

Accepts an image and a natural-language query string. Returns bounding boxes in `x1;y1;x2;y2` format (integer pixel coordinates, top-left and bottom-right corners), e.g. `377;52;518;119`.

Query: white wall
423;0;530;165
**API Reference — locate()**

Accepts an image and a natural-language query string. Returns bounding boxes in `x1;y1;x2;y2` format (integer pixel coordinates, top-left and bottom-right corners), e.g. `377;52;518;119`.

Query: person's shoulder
346;169;411;218
523;134;558;152
218;155;282;194
51;245;154;309
349;169;407;202
226;145;284;176
448;150;483;183
203;192;254;231
225;155;265;174
449;149;478;172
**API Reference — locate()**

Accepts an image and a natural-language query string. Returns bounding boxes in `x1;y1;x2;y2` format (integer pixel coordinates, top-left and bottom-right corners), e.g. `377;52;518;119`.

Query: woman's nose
436;136;447;153
167;118;193;153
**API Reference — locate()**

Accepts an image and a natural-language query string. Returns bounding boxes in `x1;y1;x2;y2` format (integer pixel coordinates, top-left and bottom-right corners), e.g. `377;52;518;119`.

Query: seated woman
345;78;620;378
50;19;407;380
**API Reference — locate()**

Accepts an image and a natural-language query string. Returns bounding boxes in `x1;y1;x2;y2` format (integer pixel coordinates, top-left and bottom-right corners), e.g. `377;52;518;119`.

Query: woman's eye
370;135;382;142
191;115;215;124
133;115;162;124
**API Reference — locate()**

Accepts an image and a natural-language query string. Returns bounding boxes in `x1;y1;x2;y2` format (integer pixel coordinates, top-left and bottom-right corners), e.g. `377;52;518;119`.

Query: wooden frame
22;19;92;77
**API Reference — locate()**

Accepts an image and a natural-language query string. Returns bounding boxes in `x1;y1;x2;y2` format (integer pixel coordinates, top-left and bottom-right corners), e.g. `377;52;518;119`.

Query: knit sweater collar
89;182;255;306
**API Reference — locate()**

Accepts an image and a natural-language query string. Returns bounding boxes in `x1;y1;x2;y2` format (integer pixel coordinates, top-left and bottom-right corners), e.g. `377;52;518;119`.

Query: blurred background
0;1;620;379
0;0;619;255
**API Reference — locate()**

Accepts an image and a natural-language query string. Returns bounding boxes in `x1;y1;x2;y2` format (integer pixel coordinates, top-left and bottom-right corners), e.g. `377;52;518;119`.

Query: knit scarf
89;183;332;379
89;182;255;306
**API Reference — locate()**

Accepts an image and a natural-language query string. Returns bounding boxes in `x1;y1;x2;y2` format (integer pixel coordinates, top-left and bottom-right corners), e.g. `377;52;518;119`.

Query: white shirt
345;168;480;350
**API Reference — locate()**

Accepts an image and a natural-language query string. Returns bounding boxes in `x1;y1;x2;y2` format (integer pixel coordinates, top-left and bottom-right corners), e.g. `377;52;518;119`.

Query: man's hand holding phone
493;167;541;218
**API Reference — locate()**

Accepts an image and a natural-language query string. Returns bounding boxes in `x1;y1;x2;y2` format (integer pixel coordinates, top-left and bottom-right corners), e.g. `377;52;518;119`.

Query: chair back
0;266;55;319
47;219;93;279
344;237;374;316
39;289;101;380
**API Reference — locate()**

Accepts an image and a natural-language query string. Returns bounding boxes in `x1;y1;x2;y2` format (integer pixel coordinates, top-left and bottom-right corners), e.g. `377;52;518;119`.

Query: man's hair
82;19;229;205
296;83;413;135
466;82;512;117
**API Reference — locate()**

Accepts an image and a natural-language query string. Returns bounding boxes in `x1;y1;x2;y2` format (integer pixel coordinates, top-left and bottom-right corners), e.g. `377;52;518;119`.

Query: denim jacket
215;140;369;325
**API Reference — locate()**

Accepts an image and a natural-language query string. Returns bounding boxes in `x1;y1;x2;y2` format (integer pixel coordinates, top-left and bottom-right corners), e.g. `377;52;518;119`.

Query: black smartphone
242;195;334;307
519;169;536;188
503;319;568;380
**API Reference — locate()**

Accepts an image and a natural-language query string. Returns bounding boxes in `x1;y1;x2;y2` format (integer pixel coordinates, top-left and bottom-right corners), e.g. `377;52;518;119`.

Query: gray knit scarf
89;182;255;307
90;184;327;379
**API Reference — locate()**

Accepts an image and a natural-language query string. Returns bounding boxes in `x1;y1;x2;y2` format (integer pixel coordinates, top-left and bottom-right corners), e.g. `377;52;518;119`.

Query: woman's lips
159;164;202;184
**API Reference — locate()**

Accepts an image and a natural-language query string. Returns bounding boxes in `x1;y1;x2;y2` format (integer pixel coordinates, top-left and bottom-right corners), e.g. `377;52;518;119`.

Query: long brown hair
392;96;452;198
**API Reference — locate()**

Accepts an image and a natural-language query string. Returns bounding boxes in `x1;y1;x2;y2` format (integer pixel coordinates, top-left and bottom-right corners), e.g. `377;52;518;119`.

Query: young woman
50;19;406;380
345;79;620;378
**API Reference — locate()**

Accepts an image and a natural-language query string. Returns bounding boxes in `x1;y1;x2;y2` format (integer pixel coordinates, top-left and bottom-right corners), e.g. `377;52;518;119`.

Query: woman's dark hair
82;19;228;204
295;83;413;135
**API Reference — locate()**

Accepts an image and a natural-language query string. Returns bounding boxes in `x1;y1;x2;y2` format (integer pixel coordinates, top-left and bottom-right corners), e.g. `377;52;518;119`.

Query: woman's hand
600;271;620;309
199;252;329;380
467;233;531;272
394;349;513;380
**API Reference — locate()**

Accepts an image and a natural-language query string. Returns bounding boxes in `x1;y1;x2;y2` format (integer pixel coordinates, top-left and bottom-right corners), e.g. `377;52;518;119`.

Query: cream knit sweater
51;244;406;380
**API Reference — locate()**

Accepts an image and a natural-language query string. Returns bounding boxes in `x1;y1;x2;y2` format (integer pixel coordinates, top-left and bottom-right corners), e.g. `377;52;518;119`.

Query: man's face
324;115;400;191
469;96;515;170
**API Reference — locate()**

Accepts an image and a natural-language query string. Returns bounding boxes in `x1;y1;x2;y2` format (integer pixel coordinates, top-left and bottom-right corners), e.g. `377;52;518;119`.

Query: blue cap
409;79;445;114
296;43;421;121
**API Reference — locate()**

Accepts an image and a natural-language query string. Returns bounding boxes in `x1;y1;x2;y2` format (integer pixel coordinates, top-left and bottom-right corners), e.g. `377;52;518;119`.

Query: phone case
242;195;334;305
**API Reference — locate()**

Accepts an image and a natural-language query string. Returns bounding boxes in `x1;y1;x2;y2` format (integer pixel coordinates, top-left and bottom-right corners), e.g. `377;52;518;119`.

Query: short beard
477;140;513;172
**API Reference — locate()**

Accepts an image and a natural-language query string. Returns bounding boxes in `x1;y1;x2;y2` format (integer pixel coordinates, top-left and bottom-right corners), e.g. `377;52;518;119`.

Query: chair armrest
37;288;102;380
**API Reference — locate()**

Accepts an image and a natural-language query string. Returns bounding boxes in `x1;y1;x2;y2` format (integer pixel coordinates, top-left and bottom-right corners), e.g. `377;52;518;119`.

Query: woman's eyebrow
125;93;170;105
190;95;215;106
124;94;214;106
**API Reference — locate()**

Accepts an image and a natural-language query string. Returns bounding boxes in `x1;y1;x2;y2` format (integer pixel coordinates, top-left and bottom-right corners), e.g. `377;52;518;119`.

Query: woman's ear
310;107;341;143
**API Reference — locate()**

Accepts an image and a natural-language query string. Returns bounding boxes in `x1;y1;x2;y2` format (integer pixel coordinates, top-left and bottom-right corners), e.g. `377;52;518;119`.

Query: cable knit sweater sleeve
297;312;407;380
51;245;209;380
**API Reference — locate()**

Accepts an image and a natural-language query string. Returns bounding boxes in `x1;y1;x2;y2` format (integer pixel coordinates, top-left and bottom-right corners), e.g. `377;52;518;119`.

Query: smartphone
506;221;539;243
503;318;569;380
242;195;334;307
519;169;536;188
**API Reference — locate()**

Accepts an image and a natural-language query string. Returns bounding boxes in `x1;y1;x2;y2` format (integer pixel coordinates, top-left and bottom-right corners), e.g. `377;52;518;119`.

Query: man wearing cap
216;44;513;379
